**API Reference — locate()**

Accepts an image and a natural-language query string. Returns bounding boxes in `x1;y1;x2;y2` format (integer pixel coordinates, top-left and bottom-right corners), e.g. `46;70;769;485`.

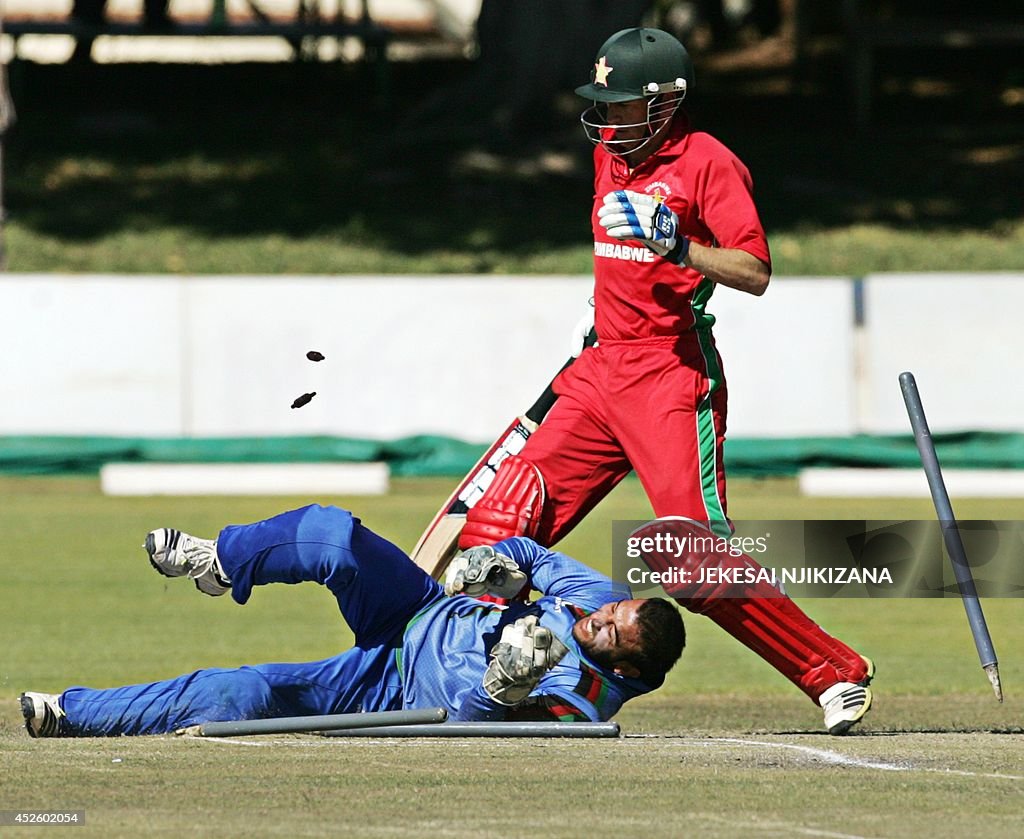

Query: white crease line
187;736;490;748
681;737;1024;781
742;821;867;839
188;736;426;747
186;736;298;747
662;812;871;839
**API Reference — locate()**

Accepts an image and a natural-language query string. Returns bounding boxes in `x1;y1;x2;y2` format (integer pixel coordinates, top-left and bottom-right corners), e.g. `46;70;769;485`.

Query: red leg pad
634;518;870;702
689;595;869;702
458;456;544;604
459;455;544;548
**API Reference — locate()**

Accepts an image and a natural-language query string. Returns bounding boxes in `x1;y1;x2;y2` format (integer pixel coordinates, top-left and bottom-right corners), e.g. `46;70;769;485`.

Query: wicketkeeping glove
483;615;570;706
597;190;690;264
444;545;528;599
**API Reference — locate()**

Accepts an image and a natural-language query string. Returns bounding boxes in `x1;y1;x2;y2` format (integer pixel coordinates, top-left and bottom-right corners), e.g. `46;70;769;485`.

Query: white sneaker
145;528;230;596
820;657;875;735
20;692;68;738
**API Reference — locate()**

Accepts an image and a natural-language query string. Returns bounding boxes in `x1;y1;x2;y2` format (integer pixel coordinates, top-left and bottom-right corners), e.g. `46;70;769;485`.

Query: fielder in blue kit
19;505;684;737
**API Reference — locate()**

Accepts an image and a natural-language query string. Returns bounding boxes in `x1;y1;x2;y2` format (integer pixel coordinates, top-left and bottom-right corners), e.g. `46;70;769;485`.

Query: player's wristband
665;236;690;265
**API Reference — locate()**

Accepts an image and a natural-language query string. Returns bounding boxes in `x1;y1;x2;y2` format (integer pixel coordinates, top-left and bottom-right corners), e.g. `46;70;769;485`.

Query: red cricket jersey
590;116;771;340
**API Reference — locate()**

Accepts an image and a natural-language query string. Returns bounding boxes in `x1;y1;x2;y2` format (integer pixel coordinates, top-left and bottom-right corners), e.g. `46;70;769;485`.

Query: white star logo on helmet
594;55;613;86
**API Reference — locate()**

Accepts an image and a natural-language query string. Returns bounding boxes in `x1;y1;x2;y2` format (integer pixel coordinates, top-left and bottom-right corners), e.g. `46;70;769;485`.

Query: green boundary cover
2;433;1023;477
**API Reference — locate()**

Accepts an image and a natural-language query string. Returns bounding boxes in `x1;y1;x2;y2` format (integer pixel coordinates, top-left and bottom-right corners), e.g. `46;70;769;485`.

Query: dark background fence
2;0;1021;271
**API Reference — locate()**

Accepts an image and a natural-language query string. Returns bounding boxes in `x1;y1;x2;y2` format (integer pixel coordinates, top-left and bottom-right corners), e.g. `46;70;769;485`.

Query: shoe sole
19;693;38;738
147;529;228;595
145;529;183;579
858;655;876;687
827;686;873;735
20;693;66;738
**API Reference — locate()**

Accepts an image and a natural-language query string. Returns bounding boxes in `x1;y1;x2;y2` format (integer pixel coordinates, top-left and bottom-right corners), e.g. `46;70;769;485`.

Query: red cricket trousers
524;336;729;541
516;337;869;701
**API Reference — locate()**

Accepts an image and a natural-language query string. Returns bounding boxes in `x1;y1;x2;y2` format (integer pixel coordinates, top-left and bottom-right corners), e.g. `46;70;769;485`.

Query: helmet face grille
579;94;683;158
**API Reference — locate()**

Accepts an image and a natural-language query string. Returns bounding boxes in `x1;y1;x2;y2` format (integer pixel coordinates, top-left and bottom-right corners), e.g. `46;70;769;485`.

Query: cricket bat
411;329;596;578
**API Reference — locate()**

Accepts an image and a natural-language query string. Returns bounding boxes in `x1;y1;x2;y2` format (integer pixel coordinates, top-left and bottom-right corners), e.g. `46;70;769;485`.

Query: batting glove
444;545;528;599
569;296;596;358
483;615;569;706
598;190;690;264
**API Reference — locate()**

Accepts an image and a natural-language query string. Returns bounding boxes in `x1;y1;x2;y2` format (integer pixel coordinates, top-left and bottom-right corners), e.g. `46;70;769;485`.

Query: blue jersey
57;508;660;736
402;537;658;722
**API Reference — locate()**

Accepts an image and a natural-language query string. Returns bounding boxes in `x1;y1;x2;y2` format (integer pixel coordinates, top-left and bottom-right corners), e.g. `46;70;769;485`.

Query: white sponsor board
862;273;1024;433
0;274;590;440
0;275;184;435
710;278;857;437
3;272;1020;441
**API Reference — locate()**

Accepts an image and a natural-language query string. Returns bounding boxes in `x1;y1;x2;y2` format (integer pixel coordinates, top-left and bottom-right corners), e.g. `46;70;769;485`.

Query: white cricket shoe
145;528;231;596
20;692;68;738
820;656;875;735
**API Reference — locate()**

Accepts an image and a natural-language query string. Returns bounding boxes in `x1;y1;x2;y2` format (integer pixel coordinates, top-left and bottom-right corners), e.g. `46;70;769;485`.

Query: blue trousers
61;505;443;735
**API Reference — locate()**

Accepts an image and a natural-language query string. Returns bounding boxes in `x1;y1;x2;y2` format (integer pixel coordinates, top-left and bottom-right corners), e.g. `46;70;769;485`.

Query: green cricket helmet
576;28;693;157
576;27;694;102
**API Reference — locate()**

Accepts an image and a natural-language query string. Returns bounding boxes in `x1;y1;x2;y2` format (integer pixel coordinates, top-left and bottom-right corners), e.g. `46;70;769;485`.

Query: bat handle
525;328;597;425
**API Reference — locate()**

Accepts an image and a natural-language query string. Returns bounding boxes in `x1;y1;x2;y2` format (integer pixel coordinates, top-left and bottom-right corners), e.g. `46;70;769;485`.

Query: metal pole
180;706;448;737
899;371;1002;702
321;721;622;738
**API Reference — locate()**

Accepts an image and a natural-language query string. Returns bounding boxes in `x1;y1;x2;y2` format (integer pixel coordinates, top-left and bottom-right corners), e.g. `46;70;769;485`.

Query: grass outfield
1;475;1022;837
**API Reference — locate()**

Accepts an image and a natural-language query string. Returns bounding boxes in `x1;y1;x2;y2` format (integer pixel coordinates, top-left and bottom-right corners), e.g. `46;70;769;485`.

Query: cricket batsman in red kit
455;27;874;734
